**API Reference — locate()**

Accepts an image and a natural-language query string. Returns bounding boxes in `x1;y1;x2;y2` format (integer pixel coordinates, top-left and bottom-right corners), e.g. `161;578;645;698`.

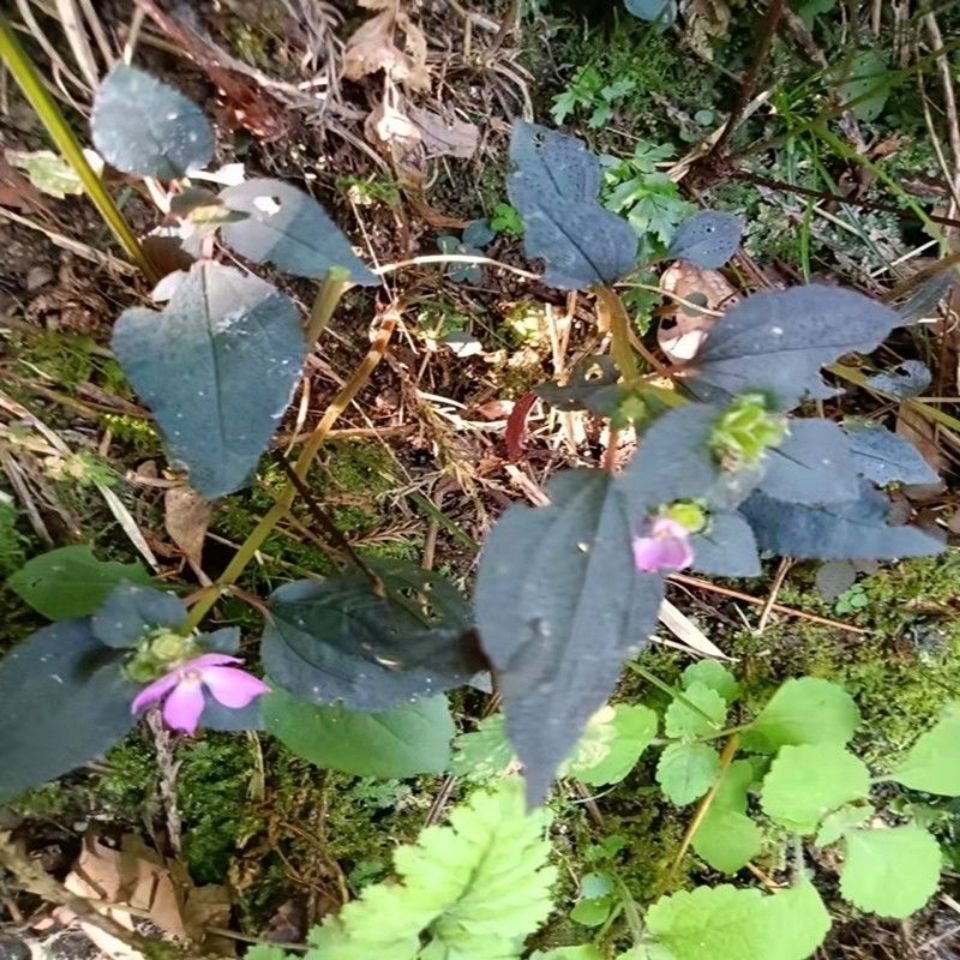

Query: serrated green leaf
311;781;556;959
681;661;739;704
656;742;719;806
91;65;213;177
760;744;870;834
7;545;151;620
665;682;726;739
263;689;453;778
531;948;603;960
815;803;874;848
450;715;517;782
573;704;658;785
112;262;304;498
692;758;762;873
748;677;860;752
840;825;941;918
890;713;960;796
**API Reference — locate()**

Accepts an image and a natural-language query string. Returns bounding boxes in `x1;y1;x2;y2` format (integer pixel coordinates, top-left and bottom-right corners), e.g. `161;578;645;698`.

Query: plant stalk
306;270;349;344
0;12;159;282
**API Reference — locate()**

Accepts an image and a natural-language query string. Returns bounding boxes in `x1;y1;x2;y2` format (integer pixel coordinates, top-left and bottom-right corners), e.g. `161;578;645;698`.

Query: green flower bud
711;394;788;468
663;500;707;533
150;629;193;663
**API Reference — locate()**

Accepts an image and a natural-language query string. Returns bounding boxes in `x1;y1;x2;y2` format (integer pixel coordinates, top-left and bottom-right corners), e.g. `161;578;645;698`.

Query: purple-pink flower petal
161;677;206;734
187;653;245;670
201;666;270;709
131;670;180;714
633;516;695;573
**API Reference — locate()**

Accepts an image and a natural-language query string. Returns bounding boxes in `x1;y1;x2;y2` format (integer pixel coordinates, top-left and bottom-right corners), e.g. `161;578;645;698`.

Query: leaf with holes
261;560;480;712
508;122;638;289
263;689;454;778
689;285;901;410
740;480;944;560
91;583;186;648
220;179;377;284
844;423;939;486
91;65;214;178
112;262;304;499
759;419;860;504
667;211;742;269
475;469;663;804
866;360;931;398
0;621;138;802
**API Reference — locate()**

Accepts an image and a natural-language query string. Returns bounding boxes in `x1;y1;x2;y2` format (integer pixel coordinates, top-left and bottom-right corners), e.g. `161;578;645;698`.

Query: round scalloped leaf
692;759;762;873
664;682;727;739
682;660;740;704
667;211;742;269
567;704;658;786
760;744;870;834
263;689;454;777
840;825;941;918
91;65;214;178
112;262;304;499
747;677;860;752
91;583;186;648
220;179;377;284
656;742;719;806
531;948;603;960
890;713;960;795
0;621;138;802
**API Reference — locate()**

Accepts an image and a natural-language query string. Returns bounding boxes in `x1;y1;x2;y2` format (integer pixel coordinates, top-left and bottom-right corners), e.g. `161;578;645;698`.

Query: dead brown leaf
164;486;211;582
364;100;423;159
408;106;479;159
681;0;731;58
343;4;430;93
896;404;948;501
658;262;738;361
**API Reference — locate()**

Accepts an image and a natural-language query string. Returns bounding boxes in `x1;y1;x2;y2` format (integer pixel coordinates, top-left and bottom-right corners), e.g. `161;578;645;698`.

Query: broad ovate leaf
261;562;479;711
682;660;740;704
656;742;719;805
263;689;454;778
844;422;939;486
740;481;943;560
475;470;663;804
840;825;941;918
664;682;726;739
759;419;860;504
692;759;762;873
91;65;214;178
507;122;637;289
890;712;960;795
0;621;138;802
748;677;859;752
690;510;761;577
689;285;901;410
667;211;742;269
573;703;658;785
7;545;151;620
112;262;304;498
220;179;377;284
760;744;870;834
91;583;186;648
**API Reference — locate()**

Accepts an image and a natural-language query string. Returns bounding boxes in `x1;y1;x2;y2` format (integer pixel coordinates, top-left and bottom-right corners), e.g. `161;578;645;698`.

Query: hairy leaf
91;583;186;648
475;470;664;804
667;211;742;269
646;880;830;960
760;744;870;834
689;285;901;410
692;759;762;873
664;682;726;739
91;65;213;178
263;689;453;777
220;179;377;284
890;712;960;795
308;781;556;959
740;481;943;560
759;419;859;504
748;677;860;752
682;660;740;704
866;360;931;398
844;423;939;486
261;561;478;711
112;262;304;498
656;742;719;805
7;545;151;621
0;621;137;802
840;826;941;918
690;510;760;577
508;122;637;288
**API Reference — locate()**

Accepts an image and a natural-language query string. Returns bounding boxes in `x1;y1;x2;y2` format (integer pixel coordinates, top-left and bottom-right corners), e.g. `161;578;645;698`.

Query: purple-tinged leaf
475;470;664;805
667;211;742;269
844;423;939;486
691;511;760;577
690;285;901;410
866;360;931;399
92;583;186;648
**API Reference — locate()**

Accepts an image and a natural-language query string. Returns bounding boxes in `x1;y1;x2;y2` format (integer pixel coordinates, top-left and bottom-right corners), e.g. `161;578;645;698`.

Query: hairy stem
0;13;159;282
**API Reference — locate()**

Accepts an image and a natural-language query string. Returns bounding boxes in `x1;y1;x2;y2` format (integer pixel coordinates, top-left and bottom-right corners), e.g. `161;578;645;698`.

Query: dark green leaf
220;179;377;284
740;481;944;560
508;122;637;289
112;262;304;498
845;423;939;486
263;689;453;777
691;511;760;577
475;470;663;804
535;356;624;415
690;285;901;410
201;691;263;732
91;583;186;648
261;561;479;711
7;545;151;620
838;50;889;122
623;0;678;29
866;361;931;399
91;65;214;178
667;211;742;269
815;560;857;601
0;621;138;802
759;419;859;504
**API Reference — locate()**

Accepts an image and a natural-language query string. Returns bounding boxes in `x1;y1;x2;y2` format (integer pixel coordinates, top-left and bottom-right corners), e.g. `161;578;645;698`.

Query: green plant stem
595;286;642;387
698;722;754;743
627;662;722;729
306;270;349;343
613;875;645;946
0;13;159;283
180;302;395;634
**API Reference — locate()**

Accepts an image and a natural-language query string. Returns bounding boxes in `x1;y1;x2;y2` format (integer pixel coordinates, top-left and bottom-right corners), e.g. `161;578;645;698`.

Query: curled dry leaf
364;100;423;159
658;261;738;362
164;486;212;581
344;3;431;93
409;106;479;159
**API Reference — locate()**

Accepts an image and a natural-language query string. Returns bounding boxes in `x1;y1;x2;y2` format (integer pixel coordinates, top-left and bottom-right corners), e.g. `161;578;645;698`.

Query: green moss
101;413;162;458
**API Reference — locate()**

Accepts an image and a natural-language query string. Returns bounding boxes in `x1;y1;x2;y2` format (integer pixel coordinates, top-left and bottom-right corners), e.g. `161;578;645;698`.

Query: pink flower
632;517;695;573
131;653;269;735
